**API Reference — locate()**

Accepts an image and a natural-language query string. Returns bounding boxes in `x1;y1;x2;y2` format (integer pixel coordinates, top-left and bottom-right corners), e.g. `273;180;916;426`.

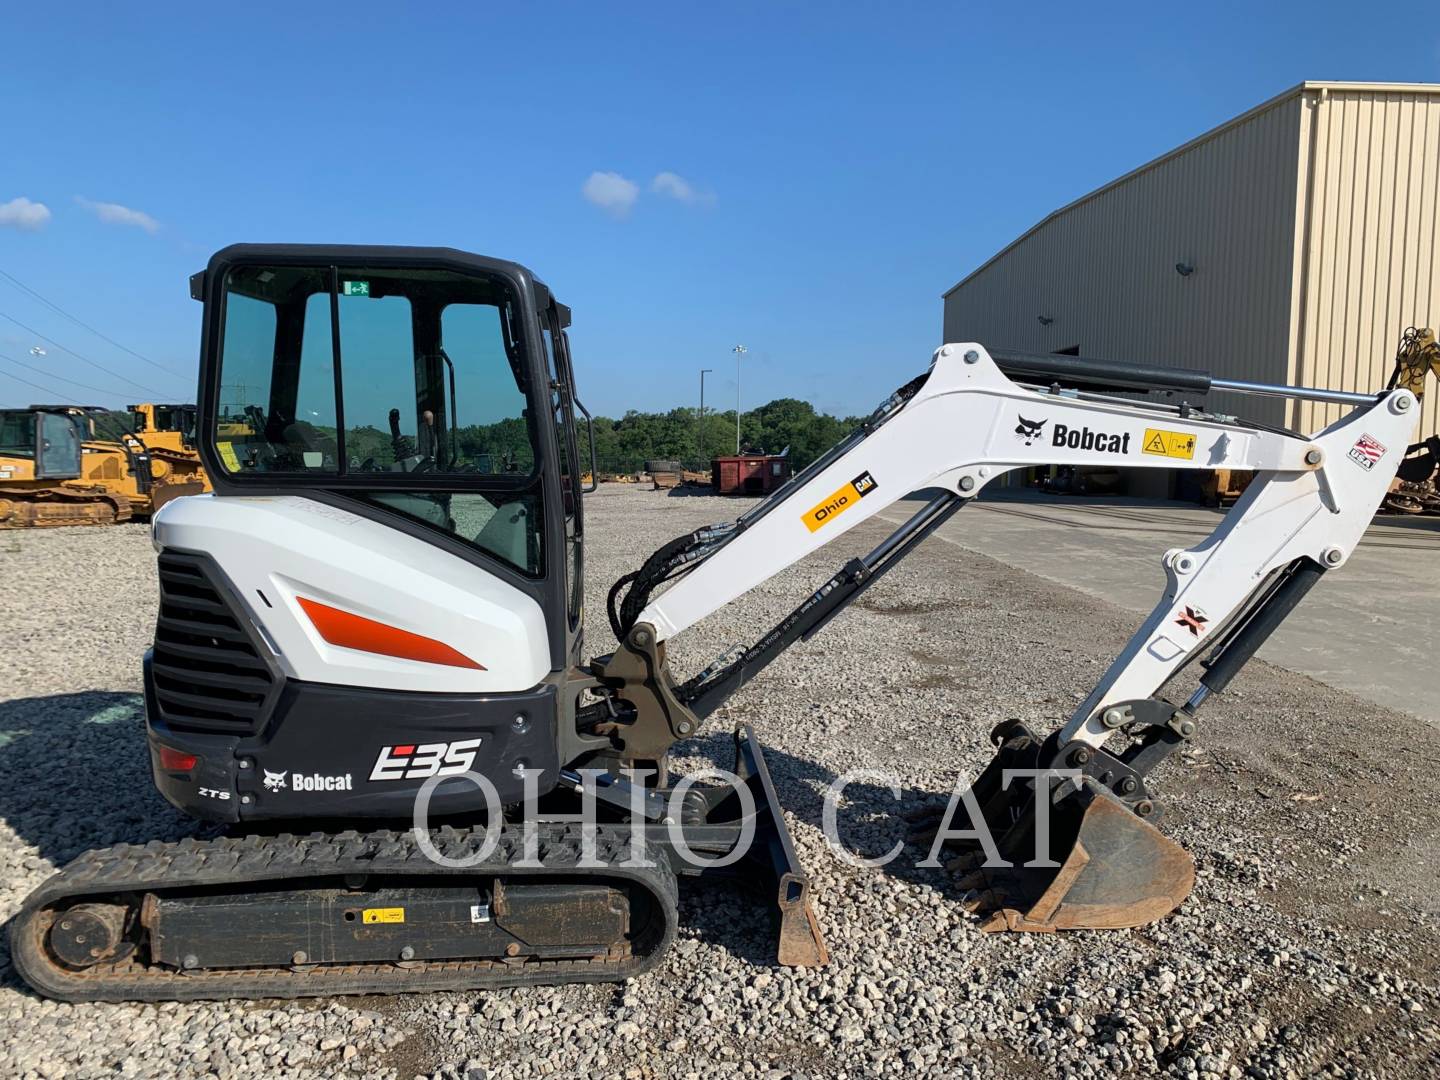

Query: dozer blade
929;721;1194;933
731;726;829;967
148;480;206;515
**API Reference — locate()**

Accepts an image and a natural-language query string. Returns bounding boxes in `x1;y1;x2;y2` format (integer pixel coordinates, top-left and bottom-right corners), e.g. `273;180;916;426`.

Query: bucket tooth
775;872;829;968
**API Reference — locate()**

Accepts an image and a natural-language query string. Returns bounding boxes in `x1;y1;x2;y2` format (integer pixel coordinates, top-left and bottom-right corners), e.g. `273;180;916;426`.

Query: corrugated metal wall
943;95;1305;426
1291;88;1440;441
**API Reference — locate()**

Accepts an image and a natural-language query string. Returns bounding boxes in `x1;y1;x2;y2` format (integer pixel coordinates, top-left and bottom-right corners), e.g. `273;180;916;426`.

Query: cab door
36;413;82;480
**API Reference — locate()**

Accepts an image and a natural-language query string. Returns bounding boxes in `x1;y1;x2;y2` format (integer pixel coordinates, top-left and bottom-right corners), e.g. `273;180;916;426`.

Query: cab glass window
38;413;82;477
211;264;544;575
1;411;35;456
440;303;535;473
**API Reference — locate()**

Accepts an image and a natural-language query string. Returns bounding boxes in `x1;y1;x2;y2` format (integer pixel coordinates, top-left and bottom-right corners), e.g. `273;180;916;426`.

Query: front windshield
155;406;196;438
211;264;544;575
85;410;135;443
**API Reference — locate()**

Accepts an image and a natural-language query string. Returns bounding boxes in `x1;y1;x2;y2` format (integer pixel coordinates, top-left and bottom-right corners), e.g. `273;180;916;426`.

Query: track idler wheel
46;902;133;968
923;722;1195;933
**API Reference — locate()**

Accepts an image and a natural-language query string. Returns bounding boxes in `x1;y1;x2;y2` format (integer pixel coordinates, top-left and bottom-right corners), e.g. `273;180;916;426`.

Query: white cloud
0;196;52;231
75;196;160;234
651;171;715;206
581;171;640;218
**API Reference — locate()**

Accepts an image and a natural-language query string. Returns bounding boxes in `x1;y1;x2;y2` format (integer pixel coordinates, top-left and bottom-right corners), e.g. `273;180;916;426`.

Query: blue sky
1;2;1437;419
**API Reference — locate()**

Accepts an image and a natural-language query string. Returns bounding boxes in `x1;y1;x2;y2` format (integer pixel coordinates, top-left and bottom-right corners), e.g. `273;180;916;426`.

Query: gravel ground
1;487;1438;1079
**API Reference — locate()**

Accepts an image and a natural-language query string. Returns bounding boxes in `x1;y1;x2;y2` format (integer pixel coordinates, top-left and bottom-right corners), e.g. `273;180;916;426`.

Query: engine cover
151;494;551;695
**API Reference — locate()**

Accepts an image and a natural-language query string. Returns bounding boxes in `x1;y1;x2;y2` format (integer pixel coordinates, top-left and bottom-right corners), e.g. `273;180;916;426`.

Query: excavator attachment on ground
9;245;1419;1001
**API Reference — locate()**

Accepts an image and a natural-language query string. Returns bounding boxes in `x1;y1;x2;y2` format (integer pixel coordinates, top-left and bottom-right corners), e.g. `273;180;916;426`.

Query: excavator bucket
928;721;1195;933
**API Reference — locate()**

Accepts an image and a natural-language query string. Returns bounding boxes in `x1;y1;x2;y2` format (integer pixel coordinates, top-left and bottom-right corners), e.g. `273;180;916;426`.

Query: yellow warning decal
1142;428;1197;460
801;471;879;532
216;440;241;471
362;907;405;924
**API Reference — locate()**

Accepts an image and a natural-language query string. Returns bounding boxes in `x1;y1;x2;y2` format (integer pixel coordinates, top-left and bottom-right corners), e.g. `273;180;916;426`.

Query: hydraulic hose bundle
606;523;736;640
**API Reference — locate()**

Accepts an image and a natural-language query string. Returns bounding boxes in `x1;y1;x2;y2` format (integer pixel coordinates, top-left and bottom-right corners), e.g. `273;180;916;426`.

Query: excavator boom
598;343;1417;931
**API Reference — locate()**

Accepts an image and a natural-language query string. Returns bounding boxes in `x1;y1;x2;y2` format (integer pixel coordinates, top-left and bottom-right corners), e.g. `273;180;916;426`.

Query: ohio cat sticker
802;471;878;532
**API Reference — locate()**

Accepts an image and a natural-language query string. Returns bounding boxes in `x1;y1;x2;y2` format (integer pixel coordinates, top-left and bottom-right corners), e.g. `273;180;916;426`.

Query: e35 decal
369;738;484;782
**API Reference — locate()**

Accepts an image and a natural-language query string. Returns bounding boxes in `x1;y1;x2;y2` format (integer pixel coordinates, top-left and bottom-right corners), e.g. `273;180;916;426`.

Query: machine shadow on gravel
676;732;966;909
0;691;199;867
0;691;206;999
664;484;748;499
0;695;1013;977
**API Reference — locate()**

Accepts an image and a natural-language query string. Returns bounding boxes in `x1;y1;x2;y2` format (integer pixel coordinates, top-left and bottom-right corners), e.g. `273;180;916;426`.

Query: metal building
943;81;1440;482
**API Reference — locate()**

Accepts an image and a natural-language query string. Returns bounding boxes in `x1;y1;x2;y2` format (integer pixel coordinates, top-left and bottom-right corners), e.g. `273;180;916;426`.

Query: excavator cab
0;408;84;481
154;245;602;823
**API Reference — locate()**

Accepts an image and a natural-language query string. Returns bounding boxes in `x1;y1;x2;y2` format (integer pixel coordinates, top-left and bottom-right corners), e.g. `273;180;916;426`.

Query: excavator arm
592;342;1418;933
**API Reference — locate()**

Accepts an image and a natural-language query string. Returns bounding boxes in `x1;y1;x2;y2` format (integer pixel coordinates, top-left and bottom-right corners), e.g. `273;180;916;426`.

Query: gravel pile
2;488;1438;1078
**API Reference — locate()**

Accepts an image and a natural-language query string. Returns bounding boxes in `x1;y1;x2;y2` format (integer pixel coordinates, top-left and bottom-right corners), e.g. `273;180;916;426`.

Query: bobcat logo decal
1014;415;1047;446
263;770;288;792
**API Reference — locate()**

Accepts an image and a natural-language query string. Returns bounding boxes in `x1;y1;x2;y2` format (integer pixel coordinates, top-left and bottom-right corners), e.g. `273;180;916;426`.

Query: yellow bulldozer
127;402;211;493
0;404;210;528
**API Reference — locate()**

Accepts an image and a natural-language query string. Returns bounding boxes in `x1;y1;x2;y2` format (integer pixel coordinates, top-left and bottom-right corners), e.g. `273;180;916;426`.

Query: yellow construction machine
1381;327;1440;514
0;404;209;528
127;402;211;497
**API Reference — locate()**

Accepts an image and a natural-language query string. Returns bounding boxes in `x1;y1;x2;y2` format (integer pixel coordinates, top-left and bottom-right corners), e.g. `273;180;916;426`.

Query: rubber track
10;824;678;1002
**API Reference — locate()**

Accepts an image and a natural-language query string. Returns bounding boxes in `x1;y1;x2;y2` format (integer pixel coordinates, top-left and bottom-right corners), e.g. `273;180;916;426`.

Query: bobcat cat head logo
263;770;288;792
1014;416;1047;446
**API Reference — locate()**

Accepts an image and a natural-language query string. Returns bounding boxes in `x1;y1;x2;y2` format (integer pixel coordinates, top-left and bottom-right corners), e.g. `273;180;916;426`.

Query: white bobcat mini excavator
11;245;1420;1001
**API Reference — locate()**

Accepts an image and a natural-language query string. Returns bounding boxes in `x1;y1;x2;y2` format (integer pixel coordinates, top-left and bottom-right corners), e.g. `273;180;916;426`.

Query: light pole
732;344;747;454
698;367;713;466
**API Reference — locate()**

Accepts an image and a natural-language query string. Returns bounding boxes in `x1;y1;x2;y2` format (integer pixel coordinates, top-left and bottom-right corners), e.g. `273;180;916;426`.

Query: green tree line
573;397;860;474
335;398;861;475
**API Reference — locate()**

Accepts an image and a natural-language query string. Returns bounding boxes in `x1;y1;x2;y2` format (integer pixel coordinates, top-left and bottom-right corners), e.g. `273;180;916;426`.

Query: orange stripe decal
296;597;486;670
